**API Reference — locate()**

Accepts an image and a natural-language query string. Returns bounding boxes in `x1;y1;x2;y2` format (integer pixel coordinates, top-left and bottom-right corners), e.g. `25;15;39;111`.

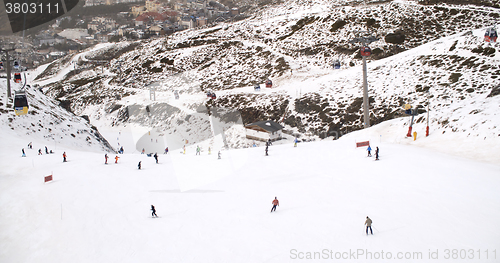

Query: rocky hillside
32;0;500;143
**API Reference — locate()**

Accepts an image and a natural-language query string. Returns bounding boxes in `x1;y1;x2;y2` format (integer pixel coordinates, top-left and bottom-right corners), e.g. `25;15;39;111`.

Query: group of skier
21;143;56;159
366;145;380;160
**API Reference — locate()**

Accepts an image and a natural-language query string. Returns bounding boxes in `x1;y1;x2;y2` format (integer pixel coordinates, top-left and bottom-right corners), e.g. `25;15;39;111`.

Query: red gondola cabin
266;79;272;88
360;46;371;57
14;73;22;83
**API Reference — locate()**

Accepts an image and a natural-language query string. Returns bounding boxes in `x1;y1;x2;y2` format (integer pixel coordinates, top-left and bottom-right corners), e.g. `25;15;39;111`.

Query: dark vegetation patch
471;46;496;57
385;31;406;44
487;85;500;97
330;19;347;32
449;73;462;83
418;0;500;8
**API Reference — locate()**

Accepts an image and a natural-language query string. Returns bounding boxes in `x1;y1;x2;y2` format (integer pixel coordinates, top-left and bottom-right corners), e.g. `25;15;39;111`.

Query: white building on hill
245;120;284;142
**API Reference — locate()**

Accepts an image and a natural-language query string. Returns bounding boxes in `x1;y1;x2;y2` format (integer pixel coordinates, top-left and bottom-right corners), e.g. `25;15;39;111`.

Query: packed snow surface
1;123;499;262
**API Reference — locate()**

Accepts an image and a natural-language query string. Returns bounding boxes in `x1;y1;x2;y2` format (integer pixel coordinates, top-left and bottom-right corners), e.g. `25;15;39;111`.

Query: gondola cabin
485;28;491;42
360;46;371;57
206;91;216;99
265;79;272;88
14;90;29;116
333;61;341;69
490;28;498;43
14;73;22;83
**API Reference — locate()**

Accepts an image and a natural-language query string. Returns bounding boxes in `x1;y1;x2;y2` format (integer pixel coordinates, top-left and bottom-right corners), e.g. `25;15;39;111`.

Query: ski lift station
244;120;284;142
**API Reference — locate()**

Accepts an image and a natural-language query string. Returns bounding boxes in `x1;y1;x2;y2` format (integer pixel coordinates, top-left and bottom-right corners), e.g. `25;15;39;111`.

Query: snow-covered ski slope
1;121;499;262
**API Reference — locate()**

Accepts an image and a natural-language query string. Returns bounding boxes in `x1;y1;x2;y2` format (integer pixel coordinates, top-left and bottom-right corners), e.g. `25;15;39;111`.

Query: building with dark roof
245;120;284;142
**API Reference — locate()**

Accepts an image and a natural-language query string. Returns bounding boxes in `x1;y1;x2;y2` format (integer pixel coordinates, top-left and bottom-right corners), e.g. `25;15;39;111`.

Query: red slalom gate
356;141;370;148
44;175;53;183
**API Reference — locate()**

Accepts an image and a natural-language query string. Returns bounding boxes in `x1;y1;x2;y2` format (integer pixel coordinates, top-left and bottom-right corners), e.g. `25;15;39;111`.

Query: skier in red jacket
271;197;279;212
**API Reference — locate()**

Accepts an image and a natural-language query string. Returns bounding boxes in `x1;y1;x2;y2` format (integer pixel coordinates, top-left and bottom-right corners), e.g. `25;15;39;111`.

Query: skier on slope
105;154;109;164
115;155;120;164
367;145;372;157
62;152;67;162
294;137;298;147
218;151;221;159
196;145;201;155
38;149;42;155
138;161;142;170
151;205;158;218
22;148;26;157
271;197;279;212
45;146;48;154
164;147;168;154
365;216;373;235
154;152;158;164
265;145;269;156
375;147;379;160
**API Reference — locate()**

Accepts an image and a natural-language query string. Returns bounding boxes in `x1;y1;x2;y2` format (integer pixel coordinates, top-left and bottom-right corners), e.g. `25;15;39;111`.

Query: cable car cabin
360;47;371;57
206;91;216;99
485;28;491;42
254;84;261;91
490;29;498;43
333;61;341;69
14;91;29;116
14;73;22;83
265;79;272;88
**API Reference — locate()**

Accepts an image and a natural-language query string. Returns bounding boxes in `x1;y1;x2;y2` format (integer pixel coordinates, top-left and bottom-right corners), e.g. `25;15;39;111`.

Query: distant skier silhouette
151;205;158;218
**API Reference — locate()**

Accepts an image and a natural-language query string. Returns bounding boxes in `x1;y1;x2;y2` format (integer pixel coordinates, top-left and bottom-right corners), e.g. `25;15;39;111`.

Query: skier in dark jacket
105;154;108;164
22;148;26;157
45;146;48;154
365;216;373;235
154;153;158;163
138;161;142;170
265;145;269;156
375;147;379;160
151;205;158;217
